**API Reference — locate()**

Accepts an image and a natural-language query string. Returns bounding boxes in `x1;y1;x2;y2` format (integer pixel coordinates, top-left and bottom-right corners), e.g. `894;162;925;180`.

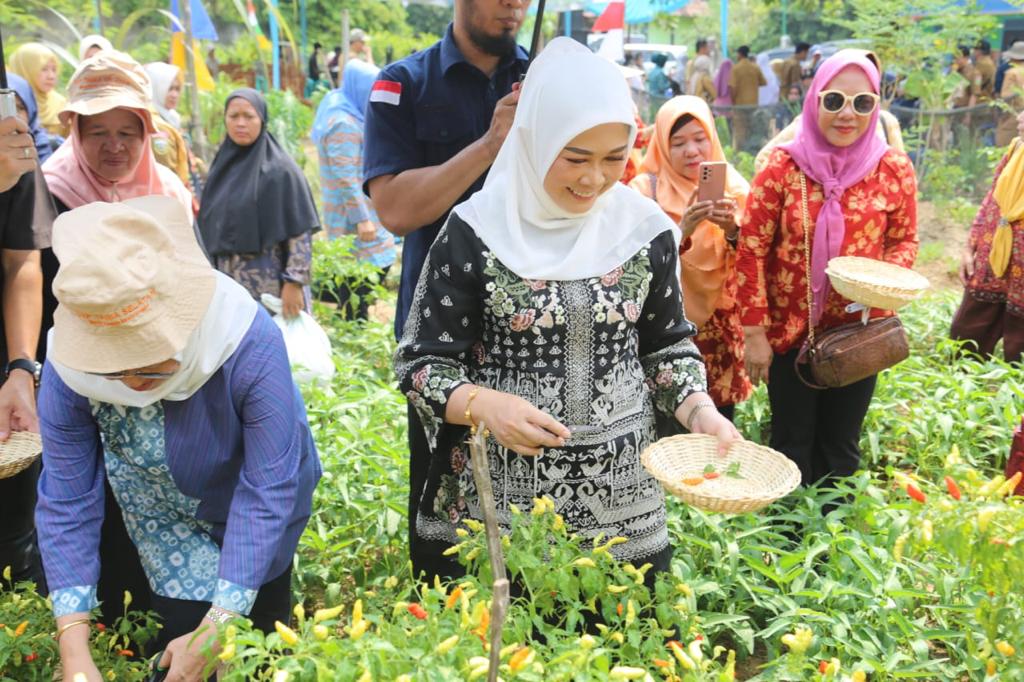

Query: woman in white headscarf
757;51;780;106
689;55;716;105
78;35;113;62
395;37;740;582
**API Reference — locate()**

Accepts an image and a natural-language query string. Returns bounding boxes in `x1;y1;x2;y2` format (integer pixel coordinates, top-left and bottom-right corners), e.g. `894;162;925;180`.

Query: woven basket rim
825;256;930;292
0;431;42;480
641;434;801;512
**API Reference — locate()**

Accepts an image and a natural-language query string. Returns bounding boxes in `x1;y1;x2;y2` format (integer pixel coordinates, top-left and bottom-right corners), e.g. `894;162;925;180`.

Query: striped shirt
317;112;396;269
36;309;321;616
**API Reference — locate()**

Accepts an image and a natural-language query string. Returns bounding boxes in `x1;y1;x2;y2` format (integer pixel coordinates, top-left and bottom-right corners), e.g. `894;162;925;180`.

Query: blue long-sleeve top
36;309;321;617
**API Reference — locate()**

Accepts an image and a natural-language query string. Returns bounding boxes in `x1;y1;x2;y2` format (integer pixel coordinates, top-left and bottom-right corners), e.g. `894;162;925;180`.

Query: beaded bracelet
686;401;717;432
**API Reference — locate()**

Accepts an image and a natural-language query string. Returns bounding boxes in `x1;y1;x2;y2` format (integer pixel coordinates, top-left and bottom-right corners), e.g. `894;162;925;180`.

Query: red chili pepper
906;484;927;503
819;660;829;674
94;623;106;632
616;602;624;616
117;649;134;657
25;653;37;663
944;476;962;500
703;471;721;480
407;603;428;620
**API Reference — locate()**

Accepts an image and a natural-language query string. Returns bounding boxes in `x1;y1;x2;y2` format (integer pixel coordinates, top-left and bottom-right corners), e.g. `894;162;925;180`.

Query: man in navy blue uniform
363;0;530;577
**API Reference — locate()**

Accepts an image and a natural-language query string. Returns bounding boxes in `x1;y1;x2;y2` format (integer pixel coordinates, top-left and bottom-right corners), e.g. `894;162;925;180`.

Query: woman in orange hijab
630;96;752;420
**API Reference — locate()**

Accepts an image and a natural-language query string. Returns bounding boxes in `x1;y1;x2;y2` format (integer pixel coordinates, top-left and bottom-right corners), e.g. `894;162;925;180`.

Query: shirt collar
440;23;529;76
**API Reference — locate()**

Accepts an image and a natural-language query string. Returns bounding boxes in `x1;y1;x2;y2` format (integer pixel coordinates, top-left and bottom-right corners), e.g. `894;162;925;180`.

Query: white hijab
144;62;183;129
49;272;259;408
757;52;780;106
452;37;676;280
78;35;113;62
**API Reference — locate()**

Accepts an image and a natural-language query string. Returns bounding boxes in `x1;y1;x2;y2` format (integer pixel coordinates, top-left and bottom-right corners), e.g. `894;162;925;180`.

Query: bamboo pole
467;425;509;682
340;9;350;75
180;0;207;160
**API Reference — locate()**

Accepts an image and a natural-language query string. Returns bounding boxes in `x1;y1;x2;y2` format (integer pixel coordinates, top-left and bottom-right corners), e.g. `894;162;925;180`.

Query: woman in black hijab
198;89;320;318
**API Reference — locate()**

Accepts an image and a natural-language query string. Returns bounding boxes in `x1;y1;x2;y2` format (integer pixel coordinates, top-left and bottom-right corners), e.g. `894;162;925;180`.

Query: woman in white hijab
144;62;183;129
757;51;780;106
395;37;740;581
78;35;113;62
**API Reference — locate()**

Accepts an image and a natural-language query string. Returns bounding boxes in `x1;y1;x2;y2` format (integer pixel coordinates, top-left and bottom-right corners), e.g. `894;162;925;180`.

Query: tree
406;3;451;38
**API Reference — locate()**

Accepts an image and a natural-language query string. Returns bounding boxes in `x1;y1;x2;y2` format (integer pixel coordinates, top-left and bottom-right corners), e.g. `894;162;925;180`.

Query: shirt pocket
415;104;475;163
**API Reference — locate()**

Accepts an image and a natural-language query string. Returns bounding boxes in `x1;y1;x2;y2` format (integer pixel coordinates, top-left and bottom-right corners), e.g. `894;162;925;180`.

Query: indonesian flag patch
370;80;402;105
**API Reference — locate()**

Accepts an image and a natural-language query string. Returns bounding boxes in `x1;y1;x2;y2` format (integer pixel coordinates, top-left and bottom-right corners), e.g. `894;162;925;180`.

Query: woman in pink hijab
39;50;192;363
734;49;919;487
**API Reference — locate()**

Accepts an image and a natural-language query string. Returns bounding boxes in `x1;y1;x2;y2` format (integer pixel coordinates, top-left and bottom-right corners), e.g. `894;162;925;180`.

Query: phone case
697;162;727;203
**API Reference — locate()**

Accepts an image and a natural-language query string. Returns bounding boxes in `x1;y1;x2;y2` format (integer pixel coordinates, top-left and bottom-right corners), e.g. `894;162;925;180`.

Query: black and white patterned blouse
396;214;707;571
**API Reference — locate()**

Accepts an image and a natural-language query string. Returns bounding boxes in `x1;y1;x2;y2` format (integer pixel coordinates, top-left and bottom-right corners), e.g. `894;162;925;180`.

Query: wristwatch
5;358;41;388
205;604;241;625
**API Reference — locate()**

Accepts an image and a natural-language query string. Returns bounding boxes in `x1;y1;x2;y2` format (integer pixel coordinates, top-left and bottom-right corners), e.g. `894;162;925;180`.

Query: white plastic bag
261;293;335;384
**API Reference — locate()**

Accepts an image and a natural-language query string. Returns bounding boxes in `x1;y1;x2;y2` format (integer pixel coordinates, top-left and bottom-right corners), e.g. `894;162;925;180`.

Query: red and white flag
370;80;402;106
593;0;625;64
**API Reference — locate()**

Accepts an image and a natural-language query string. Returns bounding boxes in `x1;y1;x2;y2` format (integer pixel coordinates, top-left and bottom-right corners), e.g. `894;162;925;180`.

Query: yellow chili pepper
610;632;625;644
313;624;329;641
1;566;9;583
442;543;466;557
850;671;867;682
688;638;704;662
579;634;596;649
218;643;236;662
552;514;565;532
978;508;998;533
920;519;934;544
625;600;636;626
466;547;482;561
13;621;27;637
123;591;132;610
384;575;399;589
499;643;520;659
893;533;909;561
348;619;368;640
607;584;630;594
509;503;521;515
275;621;299;646
573;557;596;568
609;666;646;679
669;641;697;670
986;658;997;676
313;604;344;624
996;641;1016;657
435;634;460;655
463;519;484;532
352;599;364;625
356;671;372;682
272;671;290;682
978;476;1006;498
293;603;305;624
455;528;469;538
825;658;840;675
996;472;1022;498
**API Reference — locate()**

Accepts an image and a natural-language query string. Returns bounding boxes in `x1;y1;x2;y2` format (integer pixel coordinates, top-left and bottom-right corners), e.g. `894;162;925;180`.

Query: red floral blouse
736;148;919;354
966;150;1024;317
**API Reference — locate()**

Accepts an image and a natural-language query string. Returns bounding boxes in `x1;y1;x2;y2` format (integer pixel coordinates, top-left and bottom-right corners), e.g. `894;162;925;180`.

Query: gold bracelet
463;386;482;434
55;618;91;642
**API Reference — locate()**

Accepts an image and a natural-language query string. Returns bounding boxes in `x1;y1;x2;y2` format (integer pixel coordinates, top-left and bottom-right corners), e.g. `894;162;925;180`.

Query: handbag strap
799;171;816;348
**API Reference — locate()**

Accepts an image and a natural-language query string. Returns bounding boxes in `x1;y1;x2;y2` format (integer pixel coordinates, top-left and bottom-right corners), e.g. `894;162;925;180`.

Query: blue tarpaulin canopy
584;0;691;24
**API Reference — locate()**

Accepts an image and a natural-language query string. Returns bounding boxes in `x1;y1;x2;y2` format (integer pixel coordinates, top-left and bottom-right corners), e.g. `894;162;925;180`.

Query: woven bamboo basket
641;434;801;513
0;431;41;480
825;256;930;311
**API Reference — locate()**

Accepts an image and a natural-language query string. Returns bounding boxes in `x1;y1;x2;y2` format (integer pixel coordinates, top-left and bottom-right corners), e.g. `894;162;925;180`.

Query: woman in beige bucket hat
36;197;321;681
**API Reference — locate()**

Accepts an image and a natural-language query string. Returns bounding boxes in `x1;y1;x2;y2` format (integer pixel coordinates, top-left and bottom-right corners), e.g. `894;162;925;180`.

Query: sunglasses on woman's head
818;90;879;116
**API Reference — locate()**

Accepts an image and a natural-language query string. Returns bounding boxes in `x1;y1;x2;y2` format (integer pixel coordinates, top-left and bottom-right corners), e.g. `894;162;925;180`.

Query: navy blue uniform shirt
363;24;528;339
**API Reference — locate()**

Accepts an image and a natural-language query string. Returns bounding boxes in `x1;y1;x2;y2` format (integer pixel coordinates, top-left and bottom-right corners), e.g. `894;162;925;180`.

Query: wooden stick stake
467;424;508;682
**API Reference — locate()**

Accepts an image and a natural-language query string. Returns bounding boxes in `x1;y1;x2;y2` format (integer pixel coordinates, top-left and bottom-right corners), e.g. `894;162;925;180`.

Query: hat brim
51;196;216;374
1007;50;1024;61
60;100;157;134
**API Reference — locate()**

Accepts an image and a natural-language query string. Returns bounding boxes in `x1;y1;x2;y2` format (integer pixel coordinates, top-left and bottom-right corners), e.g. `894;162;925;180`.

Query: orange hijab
639;96;749;326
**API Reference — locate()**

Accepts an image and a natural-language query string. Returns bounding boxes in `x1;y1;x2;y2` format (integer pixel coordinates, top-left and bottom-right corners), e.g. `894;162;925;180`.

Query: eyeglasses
87;370;177;381
818;90;880;116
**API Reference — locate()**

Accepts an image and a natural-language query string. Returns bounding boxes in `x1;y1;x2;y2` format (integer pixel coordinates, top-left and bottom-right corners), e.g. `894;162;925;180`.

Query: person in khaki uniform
974;40;997;101
779;42;809;99
951;46;980;109
997;42;1024;146
728;46;766;151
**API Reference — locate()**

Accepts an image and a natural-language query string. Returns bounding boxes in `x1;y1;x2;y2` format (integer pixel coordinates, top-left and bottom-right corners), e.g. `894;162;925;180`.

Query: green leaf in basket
703;463;716;475
725;461;744;479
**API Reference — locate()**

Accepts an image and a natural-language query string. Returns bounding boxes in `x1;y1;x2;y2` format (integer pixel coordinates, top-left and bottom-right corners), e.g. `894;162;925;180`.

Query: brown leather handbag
794;172;910;389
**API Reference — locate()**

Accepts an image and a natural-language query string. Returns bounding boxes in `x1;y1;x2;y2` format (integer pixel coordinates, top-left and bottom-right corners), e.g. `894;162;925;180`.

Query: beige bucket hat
60;50;156;133
50;196;216;373
1005;41;1024;61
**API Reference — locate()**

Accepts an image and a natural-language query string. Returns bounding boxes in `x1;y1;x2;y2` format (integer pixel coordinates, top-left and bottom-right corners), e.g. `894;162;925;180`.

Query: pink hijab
781;49;887;325
42;109;191;211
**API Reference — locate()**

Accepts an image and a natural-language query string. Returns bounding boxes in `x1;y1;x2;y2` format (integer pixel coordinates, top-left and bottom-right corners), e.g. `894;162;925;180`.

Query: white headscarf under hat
78;34;113;61
47;196;258;408
452;37;676;280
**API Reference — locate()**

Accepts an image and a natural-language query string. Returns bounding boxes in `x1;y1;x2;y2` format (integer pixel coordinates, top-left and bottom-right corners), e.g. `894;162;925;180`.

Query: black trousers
767;349;877;486
406;402;434;580
318;265;391;321
0;459;45;589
